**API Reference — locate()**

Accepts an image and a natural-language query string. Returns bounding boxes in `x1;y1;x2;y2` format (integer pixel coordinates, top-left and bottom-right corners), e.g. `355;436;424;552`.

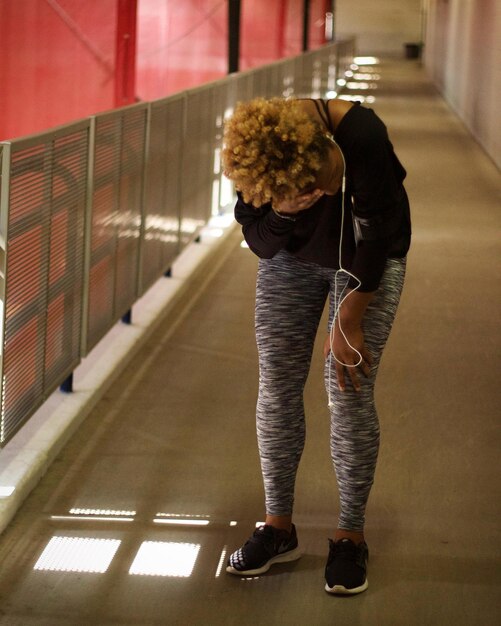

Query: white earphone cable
327;136;362;407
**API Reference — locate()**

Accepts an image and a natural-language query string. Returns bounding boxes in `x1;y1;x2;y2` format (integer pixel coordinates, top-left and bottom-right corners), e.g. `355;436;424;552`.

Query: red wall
136;0;329;97
240;0;328;70
135;0;228;101
1;0;331;140
309;0;330;49
0;0;121;140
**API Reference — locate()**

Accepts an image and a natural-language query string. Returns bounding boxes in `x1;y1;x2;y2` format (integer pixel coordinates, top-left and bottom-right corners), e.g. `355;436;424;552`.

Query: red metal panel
0;0;118;140
283;0;305;58
241;0;326;70
136;0;228;101
0;0;329;140
309;0;329;47
240;0;284;69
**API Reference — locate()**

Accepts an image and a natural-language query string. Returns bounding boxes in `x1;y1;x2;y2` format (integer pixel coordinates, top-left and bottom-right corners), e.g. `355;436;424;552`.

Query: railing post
136;103;152;299
80;116;96;358
60;373;73;394
121;309;132;325
0;142;11;445
228;0;241;74
303;0;310;52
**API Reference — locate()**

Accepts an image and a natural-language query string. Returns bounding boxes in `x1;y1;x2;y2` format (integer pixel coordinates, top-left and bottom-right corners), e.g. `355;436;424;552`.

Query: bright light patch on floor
215;546;227;577
34;537;121;573
336;78;346;87
229;521;238;526
153;518;210;526
156;512;210;519
69;508;136;517
0;486;15;498
326;90;338;99
52;515;134;523
346;82;377;91
353;56;379;65
354;72;380;80
240;240;249;249
153;511;210;526
129;541;200;577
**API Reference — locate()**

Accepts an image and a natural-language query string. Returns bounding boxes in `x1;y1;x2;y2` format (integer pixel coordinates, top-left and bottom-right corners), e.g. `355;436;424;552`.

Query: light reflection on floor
37;508;245;579
34;536;121;573
153;518;210;526
334;59;381;104
214;545;227;578
129;541;201;577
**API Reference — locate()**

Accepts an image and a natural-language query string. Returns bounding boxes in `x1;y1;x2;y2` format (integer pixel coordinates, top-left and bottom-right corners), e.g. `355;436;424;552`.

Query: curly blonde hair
222;97;330;207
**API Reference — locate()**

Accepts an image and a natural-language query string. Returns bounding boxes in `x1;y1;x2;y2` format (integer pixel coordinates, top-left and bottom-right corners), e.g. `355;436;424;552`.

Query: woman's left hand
324;322;372;392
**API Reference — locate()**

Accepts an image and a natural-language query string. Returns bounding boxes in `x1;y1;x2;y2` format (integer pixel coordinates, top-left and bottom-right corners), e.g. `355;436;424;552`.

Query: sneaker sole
324;579;369;595
226;546;303;576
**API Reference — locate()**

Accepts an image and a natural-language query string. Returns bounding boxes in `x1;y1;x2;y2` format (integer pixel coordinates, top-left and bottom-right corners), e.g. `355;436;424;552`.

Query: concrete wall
335;0;423;56
423;0;501;169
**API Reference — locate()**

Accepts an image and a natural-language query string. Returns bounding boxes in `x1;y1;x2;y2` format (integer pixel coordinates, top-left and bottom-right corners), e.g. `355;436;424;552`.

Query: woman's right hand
273;189;324;215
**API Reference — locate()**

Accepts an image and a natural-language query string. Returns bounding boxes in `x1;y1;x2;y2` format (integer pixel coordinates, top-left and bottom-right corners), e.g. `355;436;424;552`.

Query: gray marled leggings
255;250;406;531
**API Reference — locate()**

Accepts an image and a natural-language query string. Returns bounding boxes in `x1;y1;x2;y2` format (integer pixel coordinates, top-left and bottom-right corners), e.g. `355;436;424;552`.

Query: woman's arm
324;105;408;387
234;194;295;258
339;107;408;292
234;189;323;258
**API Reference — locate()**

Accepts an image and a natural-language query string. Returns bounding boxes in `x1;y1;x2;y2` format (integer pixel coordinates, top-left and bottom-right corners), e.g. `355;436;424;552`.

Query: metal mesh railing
84;104;148;353
0;39;355;445
140;94;185;294
0;122;89;442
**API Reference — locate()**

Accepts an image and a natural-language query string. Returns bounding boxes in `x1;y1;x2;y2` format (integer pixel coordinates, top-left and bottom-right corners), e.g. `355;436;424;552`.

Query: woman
221;97;411;594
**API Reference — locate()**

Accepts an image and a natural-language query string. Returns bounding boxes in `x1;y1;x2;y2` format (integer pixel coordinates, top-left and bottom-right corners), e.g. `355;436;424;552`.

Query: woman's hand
324;322;372;392
273;189;324;215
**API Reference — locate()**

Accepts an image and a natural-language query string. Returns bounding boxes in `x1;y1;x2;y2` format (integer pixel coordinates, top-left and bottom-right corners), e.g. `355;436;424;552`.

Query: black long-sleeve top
234;102;411;292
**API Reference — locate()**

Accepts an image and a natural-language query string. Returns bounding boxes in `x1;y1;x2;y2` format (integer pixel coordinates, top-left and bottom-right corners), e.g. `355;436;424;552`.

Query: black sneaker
324;538;369;595
226;524;302;576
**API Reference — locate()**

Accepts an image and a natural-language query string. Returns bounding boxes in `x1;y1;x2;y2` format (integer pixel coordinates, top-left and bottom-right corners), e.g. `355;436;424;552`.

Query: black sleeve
234;193;295;258
347;112;405;218
348;238;392;292
340;108;407;292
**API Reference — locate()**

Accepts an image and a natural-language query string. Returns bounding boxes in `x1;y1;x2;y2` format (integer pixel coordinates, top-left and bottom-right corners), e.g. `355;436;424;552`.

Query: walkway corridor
0;58;499;626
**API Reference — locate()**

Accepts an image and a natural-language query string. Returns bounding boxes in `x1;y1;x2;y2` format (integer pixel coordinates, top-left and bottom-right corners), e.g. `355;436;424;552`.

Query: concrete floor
0;59;499;626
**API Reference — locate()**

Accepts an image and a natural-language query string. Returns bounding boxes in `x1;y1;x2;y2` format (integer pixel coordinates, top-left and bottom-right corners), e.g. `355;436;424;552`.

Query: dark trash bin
404;43;421;59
